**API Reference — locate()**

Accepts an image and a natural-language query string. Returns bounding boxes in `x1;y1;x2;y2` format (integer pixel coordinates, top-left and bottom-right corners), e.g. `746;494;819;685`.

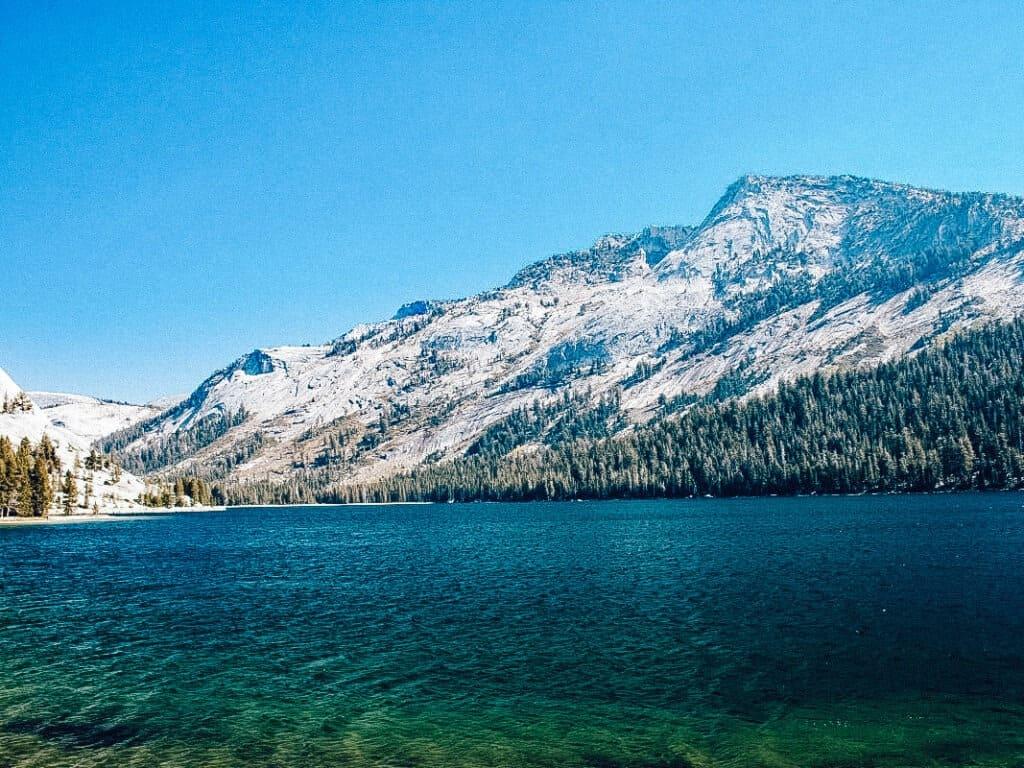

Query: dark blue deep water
2;494;1024;766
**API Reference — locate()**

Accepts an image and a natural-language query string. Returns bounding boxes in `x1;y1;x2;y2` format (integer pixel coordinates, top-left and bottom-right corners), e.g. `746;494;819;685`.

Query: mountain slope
319;316;1024;502
103;175;1024;493
0;369;146;509
30;391;163;444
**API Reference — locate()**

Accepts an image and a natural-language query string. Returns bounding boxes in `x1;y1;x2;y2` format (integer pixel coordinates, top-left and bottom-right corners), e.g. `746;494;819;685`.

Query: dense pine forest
0;438;123;517
100;406;249;475
221;317;1024;504
138;475;216;508
0;433;215;517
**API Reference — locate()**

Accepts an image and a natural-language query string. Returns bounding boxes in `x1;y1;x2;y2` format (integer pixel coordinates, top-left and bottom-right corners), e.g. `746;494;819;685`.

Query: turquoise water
2;495;1024;767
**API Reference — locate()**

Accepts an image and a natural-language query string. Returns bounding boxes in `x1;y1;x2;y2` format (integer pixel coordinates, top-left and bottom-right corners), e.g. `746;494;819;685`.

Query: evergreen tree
29;455;53;516
84;472;94;509
62;470;77;515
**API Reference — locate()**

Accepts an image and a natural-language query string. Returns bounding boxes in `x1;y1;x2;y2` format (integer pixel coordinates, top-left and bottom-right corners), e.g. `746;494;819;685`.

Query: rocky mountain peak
653;174;1024;278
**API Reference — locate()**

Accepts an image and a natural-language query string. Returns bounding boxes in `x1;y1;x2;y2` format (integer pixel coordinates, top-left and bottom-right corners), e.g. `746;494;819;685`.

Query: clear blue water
2;494;1024;766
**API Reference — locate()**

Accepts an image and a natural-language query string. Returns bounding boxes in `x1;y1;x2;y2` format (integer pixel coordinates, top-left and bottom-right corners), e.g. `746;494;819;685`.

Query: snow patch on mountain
30;391;162;444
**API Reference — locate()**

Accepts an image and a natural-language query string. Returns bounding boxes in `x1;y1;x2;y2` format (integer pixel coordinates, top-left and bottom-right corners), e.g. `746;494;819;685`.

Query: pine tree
30;455;53;516
0;437;18;517
62;470;77;515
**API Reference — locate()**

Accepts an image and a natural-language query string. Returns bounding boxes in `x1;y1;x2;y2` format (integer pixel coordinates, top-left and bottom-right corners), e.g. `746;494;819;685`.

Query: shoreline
230;501;433;508
110;504;227;515
0;513;124;525
0;505;227;526
2;489;1020;525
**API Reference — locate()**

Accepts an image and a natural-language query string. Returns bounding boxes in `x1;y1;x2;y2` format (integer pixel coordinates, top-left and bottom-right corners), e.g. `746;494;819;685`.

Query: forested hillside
0;437;120;516
221;317;1024;504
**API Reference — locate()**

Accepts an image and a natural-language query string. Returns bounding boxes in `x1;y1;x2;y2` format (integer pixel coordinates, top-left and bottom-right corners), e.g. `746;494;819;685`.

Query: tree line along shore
0;439;215;519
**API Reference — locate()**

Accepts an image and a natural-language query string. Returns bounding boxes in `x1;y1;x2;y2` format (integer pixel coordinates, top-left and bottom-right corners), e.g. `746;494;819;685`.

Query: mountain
0;368;146;510
102;175;1024;496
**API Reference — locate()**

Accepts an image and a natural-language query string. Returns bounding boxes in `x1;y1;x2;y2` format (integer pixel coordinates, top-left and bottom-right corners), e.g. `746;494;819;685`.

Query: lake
2;494;1024;766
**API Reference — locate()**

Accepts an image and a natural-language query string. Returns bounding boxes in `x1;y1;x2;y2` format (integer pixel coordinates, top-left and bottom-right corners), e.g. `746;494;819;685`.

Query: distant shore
3;490;1020;525
0;503;440;525
230;501;433;508
0;513;122;525
0;505;227;526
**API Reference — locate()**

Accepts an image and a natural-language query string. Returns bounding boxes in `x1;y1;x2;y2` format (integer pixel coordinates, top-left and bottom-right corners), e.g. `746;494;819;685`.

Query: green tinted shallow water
2;495;1024;767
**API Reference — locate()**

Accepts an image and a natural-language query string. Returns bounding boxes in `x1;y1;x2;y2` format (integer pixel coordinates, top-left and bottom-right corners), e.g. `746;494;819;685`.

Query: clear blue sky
3;1;1024;402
